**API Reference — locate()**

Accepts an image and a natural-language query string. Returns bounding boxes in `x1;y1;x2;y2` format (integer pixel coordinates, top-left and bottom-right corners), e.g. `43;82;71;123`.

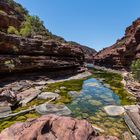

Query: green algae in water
92;68;136;105
0;71;136;138
0;79;85;132
43;79;84;104
66;76;135;138
0;111;40;132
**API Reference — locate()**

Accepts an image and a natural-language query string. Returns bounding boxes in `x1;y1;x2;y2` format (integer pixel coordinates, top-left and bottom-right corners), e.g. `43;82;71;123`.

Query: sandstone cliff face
0;0;86;75
0;32;85;74
94;18;140;70
68;42;97;63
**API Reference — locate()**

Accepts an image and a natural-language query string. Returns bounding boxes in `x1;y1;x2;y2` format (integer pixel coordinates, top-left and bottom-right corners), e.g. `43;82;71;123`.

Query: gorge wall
94;18;140;71
0;0;96;76
0;31;85;75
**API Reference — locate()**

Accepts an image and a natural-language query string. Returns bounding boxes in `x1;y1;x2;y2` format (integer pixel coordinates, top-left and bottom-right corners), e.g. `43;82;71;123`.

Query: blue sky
16;0;140;51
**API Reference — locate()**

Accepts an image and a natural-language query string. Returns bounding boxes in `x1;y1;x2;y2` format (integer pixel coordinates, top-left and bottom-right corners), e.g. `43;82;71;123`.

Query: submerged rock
36;103;71;116
54;89;61;94
68;91;80;97
85;82;100;87
60;86;67;90
89;99;102;106
38;92;59;100
104;105;125;116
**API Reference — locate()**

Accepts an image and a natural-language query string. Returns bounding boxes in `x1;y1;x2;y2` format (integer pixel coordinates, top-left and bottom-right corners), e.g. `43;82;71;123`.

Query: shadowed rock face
0;114;119;140
94;18;140;71
0;0;87;75
79;45;97;63
0;32;85;74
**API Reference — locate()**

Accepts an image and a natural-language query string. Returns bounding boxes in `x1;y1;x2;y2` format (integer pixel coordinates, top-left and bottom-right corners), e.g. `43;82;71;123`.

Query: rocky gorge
0;0;140;140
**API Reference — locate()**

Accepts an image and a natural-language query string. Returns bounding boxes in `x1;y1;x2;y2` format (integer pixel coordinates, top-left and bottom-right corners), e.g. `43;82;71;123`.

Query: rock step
18;88;41;106
0;106;11;117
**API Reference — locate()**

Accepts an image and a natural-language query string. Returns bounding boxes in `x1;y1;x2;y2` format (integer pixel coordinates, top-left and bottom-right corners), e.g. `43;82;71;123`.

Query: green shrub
131;59;140;82
20;21;32;37
7;26;19;35
0;10;7;15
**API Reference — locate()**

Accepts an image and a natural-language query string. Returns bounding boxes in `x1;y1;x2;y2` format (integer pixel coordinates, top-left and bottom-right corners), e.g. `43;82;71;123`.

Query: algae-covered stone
89;116;101;121
16;116;26;121
104;105;125;116
68;91;80;97
60;86;66;90
88;99;102;106
82;113;89;118
54;89;61;94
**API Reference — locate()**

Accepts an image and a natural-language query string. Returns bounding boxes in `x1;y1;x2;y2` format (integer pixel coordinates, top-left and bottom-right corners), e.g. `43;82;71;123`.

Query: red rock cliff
0;0;85;75
94;18;140;71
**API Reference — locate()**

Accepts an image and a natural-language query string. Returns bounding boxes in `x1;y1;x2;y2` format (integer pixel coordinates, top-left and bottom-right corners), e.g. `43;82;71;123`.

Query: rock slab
38;92;59;100
104;105;125;116
36;103;71;116
0;114;119;140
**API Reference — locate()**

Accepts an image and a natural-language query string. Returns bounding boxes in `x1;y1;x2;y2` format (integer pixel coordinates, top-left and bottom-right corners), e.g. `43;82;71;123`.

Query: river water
67;78;130;137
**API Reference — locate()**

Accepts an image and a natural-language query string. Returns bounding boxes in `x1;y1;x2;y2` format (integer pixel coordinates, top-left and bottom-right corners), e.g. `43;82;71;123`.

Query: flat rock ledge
104;105;140;116
0;114;119;140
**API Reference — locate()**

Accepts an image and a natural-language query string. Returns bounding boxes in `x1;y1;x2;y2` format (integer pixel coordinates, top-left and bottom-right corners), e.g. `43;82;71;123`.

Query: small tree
131;59;140;82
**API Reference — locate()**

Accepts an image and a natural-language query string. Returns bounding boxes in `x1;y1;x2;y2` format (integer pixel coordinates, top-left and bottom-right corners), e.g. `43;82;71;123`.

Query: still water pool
67;78;130;137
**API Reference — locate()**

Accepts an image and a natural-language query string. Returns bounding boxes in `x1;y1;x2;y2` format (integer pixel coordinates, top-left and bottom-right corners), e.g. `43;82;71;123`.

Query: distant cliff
68;41;97;63
94;18;140;71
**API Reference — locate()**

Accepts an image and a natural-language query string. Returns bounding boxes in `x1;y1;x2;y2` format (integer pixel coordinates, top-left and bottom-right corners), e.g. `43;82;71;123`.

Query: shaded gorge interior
0;69;136;139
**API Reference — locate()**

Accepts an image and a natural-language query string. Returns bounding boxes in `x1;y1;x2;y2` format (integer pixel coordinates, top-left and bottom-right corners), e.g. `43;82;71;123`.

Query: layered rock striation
0;0;95;75
0;31;85;74
94;18;140;70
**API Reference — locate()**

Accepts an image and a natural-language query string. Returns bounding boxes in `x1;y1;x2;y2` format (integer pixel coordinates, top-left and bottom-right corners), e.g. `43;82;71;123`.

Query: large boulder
0;114;119;140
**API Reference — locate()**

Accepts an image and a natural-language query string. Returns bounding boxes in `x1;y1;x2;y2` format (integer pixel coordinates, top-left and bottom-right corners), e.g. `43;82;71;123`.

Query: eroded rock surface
0;114;119;140
0;32;85;74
